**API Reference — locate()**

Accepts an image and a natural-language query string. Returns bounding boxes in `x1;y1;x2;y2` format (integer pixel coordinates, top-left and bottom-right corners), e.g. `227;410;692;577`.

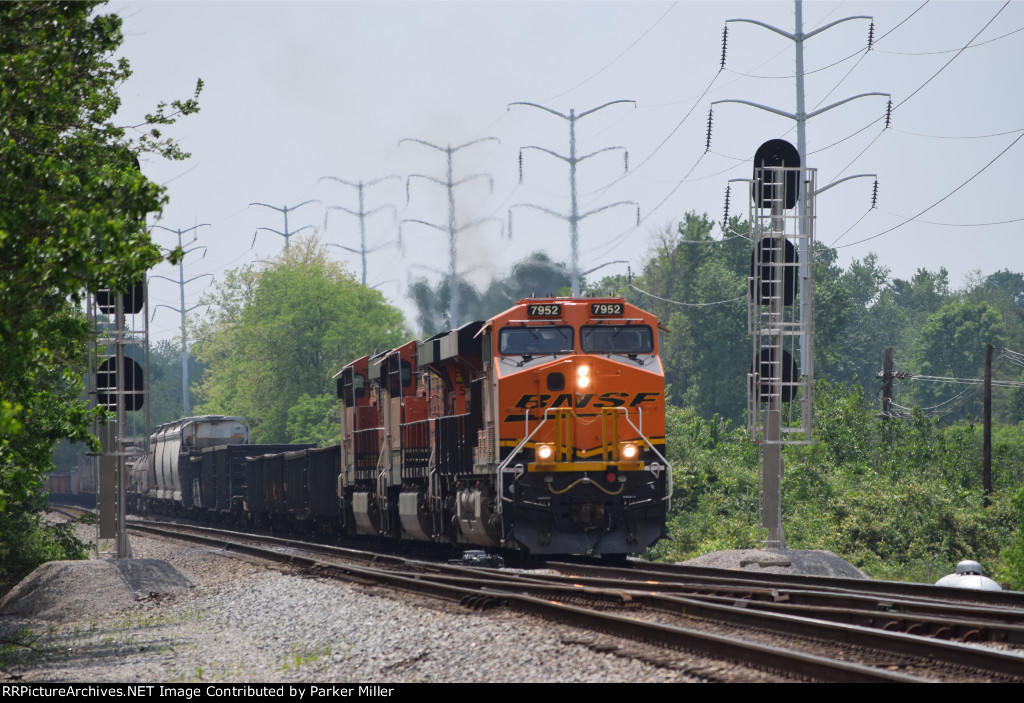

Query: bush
651;383;1022;587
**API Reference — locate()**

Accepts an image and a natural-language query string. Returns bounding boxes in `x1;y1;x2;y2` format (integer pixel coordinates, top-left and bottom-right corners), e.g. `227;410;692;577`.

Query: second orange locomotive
336;296;671;556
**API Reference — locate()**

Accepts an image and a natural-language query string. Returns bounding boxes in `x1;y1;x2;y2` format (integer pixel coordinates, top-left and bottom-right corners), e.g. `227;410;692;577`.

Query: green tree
811;244;852;381
911;301;1006;412
828;254;897;390
147;339;206;427
0;1;199;586
192;237;407;443
637;213;749;421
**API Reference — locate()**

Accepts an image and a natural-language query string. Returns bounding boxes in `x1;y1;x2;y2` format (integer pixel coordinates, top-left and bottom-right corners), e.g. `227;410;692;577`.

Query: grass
281;642;332;671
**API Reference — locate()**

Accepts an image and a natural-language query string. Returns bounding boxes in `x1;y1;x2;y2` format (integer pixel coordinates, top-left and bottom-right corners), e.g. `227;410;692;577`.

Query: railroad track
523;558;1024;645
127;519;1024;683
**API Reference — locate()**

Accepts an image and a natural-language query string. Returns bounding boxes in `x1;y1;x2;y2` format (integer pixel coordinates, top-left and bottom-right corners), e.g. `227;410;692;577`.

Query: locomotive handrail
615;406;673;507
495;407;557;507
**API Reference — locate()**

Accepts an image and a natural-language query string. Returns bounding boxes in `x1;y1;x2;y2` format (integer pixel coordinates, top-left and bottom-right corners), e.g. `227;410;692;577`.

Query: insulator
868;21;875;50
405;179;411;205
636;206;641;227
885;99;892;128
624;151;629;172
871;180;879;209
722;184;731;228
720;25;729;69
627;265;632;285
518;151;523;184
705;107;714;152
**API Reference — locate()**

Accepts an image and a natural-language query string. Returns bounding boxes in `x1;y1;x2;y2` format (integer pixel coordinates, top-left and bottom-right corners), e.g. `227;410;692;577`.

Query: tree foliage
147;339;206;427
636;213;751;421
649;382;1023;586
912;301;1006;409
192;237;407;443
0;1;199;586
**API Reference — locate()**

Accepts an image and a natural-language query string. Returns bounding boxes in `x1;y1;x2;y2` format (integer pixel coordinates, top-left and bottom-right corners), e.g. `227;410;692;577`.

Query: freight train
123;296;672;556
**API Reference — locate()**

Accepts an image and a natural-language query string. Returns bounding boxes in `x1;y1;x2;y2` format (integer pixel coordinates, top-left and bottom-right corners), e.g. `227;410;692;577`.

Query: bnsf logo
503;392;660;422
512;391;660;410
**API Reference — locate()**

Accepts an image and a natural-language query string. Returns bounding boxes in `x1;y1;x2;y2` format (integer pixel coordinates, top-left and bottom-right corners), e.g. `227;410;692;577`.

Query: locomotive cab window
387;360;413;395
581;325;654;354
499;326;573;355
337;370;366;407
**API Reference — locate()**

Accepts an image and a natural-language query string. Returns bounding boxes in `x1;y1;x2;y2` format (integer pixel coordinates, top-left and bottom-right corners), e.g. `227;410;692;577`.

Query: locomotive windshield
499;326;573;355
580;325;654;354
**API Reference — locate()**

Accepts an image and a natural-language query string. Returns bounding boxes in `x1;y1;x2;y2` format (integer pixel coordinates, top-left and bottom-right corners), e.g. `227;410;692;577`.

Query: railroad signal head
752;139;800;210
96;279;145;315
749;236;798;306
750;347;799;404
96;356;145;411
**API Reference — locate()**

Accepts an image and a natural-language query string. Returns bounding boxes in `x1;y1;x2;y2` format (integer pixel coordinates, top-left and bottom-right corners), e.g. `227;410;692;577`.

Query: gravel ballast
1;529;708;683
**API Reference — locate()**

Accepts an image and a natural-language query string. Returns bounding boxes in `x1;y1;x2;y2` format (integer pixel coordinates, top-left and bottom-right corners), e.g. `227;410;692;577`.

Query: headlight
576;365;590;389
621;443;639;460
536;444;554;461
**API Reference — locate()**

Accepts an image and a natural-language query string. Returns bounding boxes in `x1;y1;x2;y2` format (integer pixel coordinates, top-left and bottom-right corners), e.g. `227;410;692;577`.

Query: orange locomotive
335;296;671;556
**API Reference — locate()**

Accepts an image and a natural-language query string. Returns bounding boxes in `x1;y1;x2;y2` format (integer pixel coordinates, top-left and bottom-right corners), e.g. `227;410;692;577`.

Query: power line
891;125;1024;140
543;2;679;103
872;208;1024;228
583;70;722;200
831;1;1012;177
629;282;745;308
319;175;401;287
249;199;319;250
873;24;1024;55
894;1;1010;112
723;46;865;80
908;374;1024;388
836;131;1024;249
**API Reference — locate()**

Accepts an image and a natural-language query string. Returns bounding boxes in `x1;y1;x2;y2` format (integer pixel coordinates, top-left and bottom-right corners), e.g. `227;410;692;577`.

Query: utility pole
880;346;895;419
250;199;319;250
319;176;400;287
509;100;638;296
150;224;211;416
984;343;993;506
399;137;501;329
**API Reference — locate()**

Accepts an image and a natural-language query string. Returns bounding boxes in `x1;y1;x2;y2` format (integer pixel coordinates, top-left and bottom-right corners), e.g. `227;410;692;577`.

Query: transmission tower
399;137;501;329
715;0;887;366
250;199;319;250
715;0;887;549
509;100;639;296
150;224;212;416
319;175;401;287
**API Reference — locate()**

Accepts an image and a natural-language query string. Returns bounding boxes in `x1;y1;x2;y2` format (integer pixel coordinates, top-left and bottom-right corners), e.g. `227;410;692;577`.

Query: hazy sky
111;1;1024;341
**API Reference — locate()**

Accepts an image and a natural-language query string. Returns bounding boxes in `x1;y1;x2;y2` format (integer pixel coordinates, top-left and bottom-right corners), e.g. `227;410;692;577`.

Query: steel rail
125;523;953;683
541;558;1024;610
